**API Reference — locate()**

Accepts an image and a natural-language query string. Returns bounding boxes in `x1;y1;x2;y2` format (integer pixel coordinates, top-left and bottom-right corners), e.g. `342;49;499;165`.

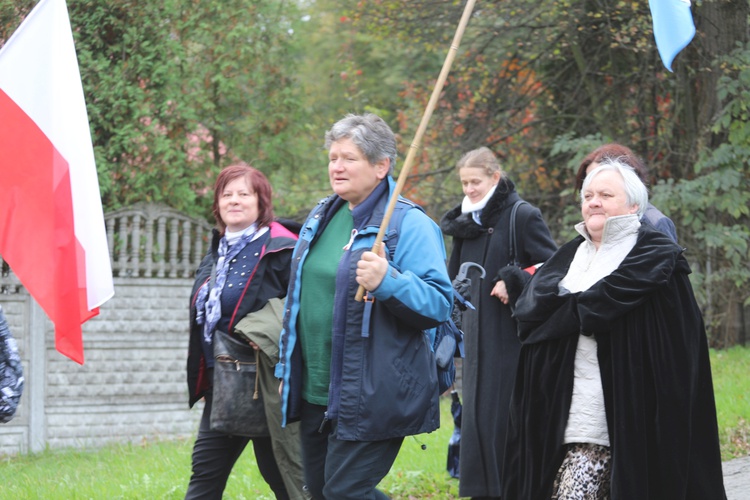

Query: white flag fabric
0;0;114;364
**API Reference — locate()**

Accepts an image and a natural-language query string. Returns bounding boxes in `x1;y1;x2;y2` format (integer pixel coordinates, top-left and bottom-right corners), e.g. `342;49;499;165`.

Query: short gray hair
581;158;648;219
324;113;397;174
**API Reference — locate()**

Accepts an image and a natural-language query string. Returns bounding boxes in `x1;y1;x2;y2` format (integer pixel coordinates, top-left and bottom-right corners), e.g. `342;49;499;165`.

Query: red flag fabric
0;0;114;364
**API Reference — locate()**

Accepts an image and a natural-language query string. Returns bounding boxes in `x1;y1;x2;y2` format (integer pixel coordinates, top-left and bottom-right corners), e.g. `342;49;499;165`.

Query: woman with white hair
502;159;726;499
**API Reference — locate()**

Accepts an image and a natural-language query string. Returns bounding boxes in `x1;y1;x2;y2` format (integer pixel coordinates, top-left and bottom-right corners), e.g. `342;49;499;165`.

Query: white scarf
461;184;497;225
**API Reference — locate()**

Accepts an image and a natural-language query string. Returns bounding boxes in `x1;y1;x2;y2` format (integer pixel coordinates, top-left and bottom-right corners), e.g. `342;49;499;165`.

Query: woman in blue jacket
276;113;453;499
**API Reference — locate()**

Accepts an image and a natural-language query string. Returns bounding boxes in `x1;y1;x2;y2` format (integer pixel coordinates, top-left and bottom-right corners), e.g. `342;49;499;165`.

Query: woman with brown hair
185;164;303;499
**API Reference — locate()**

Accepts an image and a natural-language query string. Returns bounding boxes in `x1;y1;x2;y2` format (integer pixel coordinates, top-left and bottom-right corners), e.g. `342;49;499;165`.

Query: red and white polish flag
0;0;114;364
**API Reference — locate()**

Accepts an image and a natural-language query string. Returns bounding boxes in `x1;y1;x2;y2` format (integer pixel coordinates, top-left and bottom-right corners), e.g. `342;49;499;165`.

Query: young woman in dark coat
440;147;557;499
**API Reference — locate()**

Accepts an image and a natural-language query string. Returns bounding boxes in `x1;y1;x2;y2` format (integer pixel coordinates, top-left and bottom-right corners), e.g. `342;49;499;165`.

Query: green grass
710;346;750;461
0;347;747;499
0;399;459;499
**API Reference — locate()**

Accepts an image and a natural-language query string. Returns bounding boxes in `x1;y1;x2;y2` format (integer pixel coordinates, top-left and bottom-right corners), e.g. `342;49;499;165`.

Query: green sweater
298;204;352;405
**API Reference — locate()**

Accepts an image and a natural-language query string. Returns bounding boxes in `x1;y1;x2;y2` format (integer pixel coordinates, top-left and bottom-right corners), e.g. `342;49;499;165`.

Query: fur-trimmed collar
440;177;518;239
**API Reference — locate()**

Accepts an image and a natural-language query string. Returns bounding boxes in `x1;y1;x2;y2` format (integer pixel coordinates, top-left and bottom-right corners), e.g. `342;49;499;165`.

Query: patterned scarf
196;224;260;344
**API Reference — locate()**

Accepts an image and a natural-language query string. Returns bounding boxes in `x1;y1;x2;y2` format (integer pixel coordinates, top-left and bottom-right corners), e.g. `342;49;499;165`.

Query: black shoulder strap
508;200;528;266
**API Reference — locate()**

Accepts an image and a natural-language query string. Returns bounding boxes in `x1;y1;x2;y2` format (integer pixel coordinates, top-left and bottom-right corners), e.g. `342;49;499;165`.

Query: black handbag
210;329;269;437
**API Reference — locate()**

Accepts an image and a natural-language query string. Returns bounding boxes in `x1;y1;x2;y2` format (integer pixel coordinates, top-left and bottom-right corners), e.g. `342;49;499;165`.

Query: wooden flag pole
355;0;477;301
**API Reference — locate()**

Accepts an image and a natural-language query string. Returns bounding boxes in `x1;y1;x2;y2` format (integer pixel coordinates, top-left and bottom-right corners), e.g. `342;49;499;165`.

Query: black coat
440;177;557;497
186;222;297;408
503;225;726;500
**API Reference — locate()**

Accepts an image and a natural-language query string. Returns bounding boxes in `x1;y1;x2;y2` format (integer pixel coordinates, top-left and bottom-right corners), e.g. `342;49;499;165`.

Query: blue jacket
276;177;452;441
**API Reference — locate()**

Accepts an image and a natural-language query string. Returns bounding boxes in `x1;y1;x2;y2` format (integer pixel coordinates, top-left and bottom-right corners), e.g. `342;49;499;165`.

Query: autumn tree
3;0;747;342
345;0;750;344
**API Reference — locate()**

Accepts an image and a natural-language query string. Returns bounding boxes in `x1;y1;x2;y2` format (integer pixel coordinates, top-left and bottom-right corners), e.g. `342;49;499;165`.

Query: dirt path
724;455;750;500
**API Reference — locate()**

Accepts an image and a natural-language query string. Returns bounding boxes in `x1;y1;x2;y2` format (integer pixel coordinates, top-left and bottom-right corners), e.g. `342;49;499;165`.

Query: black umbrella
445;261;484;479
447;389;462;478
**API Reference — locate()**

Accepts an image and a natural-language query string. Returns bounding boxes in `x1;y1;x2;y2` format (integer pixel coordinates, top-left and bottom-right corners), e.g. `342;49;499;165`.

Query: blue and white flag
649;0;696;72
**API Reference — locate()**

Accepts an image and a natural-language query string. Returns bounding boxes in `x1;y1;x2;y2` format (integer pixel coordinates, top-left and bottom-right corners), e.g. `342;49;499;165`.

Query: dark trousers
299;400;403;500
185;391;289;500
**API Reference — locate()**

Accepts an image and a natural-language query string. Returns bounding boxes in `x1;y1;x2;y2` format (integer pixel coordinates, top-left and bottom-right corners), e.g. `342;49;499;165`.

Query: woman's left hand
356;246;389;291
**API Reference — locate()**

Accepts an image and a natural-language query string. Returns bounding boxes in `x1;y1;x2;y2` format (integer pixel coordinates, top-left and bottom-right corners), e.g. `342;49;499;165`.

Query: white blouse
559;214;640;447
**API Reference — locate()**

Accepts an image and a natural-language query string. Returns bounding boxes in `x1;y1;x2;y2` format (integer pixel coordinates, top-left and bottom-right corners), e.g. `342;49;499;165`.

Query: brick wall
0;278;204;456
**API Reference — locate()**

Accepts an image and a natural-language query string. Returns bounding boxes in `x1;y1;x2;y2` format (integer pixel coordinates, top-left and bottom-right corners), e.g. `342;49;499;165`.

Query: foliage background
1;0;749;345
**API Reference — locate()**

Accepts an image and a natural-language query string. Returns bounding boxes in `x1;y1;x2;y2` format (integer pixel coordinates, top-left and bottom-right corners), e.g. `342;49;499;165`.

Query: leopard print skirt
551;443;612;500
